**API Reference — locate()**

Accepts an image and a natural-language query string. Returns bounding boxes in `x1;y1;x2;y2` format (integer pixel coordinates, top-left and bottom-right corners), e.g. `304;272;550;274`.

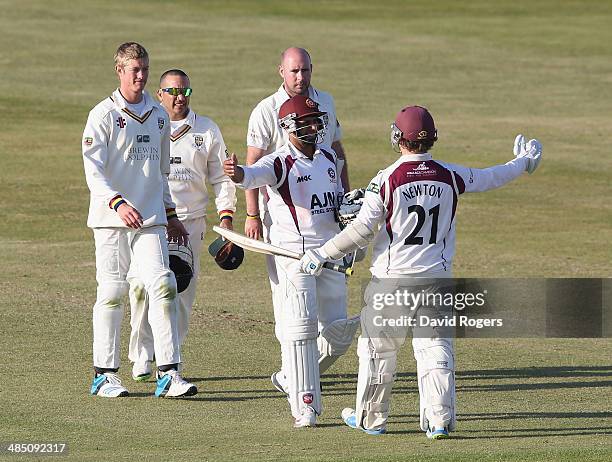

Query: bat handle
323;261;354;276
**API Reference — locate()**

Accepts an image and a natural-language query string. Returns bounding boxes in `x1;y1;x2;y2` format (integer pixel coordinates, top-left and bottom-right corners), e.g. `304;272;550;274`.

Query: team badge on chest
158;118;165;130
327;167;336;183
194;135;203;147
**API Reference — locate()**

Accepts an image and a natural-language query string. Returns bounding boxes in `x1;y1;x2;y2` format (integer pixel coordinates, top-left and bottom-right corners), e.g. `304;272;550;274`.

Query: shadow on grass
181;366;610;401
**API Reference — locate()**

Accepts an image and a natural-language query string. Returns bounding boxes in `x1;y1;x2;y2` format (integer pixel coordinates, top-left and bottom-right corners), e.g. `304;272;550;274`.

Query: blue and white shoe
155;369;197;397
341;408;386;435
90;373;129;398
426;425;450;439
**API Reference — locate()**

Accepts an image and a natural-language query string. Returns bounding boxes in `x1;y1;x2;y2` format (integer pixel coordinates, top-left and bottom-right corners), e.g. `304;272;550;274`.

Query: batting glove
513;134;542;174
338;188;365;229
300;249;326;276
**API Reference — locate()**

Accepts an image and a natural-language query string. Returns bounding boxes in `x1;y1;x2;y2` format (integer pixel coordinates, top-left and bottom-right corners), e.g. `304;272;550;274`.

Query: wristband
219;209;234;222
109;195;126;211
166;208;178;220
246;212;260;219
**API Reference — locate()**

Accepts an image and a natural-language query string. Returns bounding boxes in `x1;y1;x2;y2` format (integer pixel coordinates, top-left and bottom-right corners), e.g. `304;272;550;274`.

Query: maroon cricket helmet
279;95;326;121
393;105;437;142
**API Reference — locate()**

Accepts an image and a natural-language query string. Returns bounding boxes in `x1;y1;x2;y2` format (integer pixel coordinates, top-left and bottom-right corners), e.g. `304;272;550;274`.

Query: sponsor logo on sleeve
84;137;93;146
366;182;380;194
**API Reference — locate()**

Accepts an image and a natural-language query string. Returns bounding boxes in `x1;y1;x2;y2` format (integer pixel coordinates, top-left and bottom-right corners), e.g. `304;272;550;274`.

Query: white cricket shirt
354;153;530;277
167;109;236;220
82;89;173;228
238;143;344;253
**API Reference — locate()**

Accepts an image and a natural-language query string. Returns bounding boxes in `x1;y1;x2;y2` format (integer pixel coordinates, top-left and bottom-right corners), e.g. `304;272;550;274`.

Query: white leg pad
354;336;398;431
413;338;456;431
318;315;360;374
283;290;321;418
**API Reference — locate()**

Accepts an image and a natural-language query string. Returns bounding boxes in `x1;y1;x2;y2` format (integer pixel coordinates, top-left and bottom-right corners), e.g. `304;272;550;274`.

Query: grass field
0;1;611;461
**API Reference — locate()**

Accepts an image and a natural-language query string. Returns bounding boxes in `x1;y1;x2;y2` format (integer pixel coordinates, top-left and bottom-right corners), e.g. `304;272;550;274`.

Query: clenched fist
223;153;244;183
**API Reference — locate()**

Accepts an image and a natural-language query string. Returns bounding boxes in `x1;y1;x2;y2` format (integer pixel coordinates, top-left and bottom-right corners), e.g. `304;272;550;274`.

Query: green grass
0;1;611;461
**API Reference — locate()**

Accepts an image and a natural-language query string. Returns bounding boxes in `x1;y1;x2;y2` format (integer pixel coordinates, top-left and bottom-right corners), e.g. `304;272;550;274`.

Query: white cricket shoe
132;360;153;382
271;371;288;394
341;408;386;435
90;373;129;398
293;406;317;428
155;369;197;398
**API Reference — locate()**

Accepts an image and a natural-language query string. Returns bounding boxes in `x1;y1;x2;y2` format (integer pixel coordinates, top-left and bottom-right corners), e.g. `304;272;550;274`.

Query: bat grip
323;261;353;276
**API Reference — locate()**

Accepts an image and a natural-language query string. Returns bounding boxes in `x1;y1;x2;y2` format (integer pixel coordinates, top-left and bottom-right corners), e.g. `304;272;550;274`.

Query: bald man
244;47;355;397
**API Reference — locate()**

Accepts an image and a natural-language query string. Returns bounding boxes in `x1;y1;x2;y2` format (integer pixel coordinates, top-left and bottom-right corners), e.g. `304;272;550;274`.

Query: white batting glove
338;188;365;228
513;134;542;174
300;249;326;276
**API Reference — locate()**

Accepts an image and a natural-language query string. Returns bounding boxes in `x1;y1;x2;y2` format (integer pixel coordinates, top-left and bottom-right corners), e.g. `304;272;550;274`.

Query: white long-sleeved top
167;109;236;220
351;153;529;277
82;89;173;228
237;143;344;253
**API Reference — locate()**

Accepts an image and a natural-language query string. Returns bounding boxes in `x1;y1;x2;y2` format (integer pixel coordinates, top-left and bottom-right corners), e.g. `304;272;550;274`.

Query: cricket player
244;47;353;392
300;105;543;437
128;69;237;380
82;42;196;398
224;95;357;428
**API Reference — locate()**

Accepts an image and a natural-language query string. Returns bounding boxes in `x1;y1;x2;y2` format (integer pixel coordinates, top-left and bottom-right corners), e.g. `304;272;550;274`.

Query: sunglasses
161;87;193;97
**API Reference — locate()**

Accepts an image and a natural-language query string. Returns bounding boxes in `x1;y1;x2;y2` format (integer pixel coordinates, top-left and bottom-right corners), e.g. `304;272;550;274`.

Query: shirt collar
112;89;155;113
287;140;318;160
400;153;433;162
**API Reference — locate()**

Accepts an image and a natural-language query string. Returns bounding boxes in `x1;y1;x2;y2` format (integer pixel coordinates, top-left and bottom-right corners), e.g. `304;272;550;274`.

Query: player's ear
278;64;284;79
156;89;163;102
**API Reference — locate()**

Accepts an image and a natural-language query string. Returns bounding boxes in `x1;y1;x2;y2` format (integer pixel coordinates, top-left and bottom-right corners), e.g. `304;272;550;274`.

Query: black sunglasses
161;87;193;97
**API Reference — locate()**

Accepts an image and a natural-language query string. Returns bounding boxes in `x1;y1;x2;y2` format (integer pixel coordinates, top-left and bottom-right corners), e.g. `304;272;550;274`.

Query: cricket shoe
271;371;288;394
155;369;197;398
90;373;129;398
132;360;153;382
341;408;386;435
293;406;317;428
426;425;450;440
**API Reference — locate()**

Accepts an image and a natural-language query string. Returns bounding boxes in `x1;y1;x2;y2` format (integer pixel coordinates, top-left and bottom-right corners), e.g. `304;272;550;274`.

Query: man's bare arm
244;146;267;239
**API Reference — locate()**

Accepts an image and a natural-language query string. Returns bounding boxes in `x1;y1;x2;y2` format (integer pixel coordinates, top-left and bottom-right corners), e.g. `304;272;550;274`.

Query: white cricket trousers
127;217;205;364
92;226;180;369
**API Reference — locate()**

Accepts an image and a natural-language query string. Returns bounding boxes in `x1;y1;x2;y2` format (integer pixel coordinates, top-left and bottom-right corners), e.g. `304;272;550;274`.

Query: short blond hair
114;42;148;69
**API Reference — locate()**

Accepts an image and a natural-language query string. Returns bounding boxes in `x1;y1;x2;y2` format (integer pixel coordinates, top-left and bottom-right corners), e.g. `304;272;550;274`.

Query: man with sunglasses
244;47;356;396
128;69;237;383
223;94;356;428
82;42;196;398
